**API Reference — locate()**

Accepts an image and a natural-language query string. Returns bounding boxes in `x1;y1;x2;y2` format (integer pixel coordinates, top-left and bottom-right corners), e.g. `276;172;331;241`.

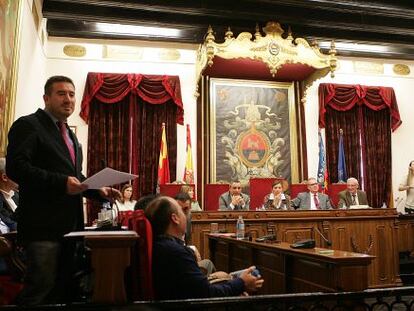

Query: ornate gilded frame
0;0;22;156
209;78;298;184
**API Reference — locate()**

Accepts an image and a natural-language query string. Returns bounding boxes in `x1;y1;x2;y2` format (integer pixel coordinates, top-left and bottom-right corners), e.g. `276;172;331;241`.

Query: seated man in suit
337;177;369;209
0;157;21;274
291;177;333;210
145;196;263;300
175;192;216;276
0;158;19;233
219;181;250;211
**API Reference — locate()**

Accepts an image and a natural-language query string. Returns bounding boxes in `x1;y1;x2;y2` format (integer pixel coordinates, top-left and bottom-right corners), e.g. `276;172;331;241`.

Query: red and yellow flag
183;124;194;184
157;123;170;185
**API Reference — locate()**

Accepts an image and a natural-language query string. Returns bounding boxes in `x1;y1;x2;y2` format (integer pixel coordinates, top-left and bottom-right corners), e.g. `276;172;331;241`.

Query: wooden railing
3;287;414;310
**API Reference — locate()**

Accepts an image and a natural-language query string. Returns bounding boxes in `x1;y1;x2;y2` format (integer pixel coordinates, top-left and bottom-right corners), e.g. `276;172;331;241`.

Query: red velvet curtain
325;106;361;184
362;106;392;208
319;83;401;131
81;73;184;224
319;83;401;208
130;98;177;198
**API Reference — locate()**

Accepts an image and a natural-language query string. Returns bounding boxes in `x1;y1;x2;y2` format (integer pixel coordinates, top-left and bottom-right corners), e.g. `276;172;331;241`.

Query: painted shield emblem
237;129;270;167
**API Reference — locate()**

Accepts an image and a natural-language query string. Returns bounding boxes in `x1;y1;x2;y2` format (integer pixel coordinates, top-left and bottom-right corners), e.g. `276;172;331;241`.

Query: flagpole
338;128;347;183
183;124;194;184
157;122;170;192
317;130;328;193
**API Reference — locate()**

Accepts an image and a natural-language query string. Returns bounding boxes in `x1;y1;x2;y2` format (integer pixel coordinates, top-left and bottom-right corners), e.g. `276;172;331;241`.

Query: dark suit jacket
337;190;369;209
6;109;101;244
218;192;250;210
291;192;333;210
153;235;244;299
0;192;18;232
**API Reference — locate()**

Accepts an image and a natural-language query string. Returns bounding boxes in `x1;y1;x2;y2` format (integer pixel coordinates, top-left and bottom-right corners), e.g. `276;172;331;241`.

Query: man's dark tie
57;121;75;165
313;194;320;209
351;194;357;205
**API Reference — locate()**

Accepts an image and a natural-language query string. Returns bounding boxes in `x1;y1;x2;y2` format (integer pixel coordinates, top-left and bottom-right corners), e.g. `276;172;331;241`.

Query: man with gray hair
0;157;18;233
337;177;369;209
291;177;332;210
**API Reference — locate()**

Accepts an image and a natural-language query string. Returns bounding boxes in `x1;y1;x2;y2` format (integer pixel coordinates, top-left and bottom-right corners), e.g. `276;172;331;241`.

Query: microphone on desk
265;193;275;209
265;199;274;209
313;226;332;247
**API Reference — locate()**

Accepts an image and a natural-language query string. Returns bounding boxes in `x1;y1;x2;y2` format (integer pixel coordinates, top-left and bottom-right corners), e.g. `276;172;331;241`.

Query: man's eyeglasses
308;183;318;186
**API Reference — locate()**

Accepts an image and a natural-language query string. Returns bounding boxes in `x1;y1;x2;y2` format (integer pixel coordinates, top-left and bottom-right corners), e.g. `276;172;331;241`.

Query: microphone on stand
313;226;332;247
96;158;122;230
265;193;275;209
110;187;122;230
265;198;274;209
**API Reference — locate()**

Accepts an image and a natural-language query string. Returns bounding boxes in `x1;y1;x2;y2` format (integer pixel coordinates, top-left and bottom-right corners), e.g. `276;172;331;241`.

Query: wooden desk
209;235;374;293
65;230;138;304
397;214;414;255
192;209;401;288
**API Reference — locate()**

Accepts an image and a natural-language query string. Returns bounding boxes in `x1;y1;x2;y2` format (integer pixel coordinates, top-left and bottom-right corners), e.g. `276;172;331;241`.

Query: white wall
305;58;414;212
13;15;414;211
14;25;198;180
45;39;198;180
14;0;47;119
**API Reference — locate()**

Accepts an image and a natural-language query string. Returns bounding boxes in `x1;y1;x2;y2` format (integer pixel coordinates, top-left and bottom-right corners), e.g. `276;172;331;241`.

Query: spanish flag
183;124;194;184
157;123;170;185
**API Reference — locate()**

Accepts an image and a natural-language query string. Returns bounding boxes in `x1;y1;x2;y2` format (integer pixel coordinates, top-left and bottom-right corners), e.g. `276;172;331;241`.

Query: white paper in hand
82;167;138;189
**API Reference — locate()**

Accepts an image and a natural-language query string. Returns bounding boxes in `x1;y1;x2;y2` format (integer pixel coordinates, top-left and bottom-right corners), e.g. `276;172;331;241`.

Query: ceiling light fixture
95;22;181;37
319;41;389;53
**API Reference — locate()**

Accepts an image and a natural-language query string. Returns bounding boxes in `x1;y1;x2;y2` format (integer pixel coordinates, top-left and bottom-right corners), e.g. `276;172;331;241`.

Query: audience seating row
159;179;347;211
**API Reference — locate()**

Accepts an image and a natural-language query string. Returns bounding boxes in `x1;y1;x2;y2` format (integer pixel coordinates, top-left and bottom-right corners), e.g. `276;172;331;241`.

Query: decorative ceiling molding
42;0;414;60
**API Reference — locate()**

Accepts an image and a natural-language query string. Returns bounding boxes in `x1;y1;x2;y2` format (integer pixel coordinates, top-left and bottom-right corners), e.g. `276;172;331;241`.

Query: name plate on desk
349;205;371;209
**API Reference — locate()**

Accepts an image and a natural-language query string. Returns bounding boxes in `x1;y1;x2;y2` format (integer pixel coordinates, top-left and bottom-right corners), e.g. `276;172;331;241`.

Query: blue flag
317;131;328;190
337;130;347;182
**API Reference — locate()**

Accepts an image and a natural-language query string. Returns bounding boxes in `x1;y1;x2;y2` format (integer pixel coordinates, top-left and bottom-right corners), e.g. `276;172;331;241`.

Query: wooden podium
65;230;138;304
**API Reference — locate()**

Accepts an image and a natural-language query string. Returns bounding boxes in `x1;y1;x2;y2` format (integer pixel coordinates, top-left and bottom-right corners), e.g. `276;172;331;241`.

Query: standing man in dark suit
0;157;18;233
291;177;333;210
218;181;250;211
337;177;369;209
6;76;120;306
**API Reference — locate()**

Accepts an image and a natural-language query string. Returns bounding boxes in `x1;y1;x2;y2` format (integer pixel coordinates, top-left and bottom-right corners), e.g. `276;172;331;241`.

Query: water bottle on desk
103;201;114;224
236;215;245;240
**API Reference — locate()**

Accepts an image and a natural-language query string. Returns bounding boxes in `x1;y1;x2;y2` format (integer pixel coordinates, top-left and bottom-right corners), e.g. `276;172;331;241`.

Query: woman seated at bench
262;180;292;210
